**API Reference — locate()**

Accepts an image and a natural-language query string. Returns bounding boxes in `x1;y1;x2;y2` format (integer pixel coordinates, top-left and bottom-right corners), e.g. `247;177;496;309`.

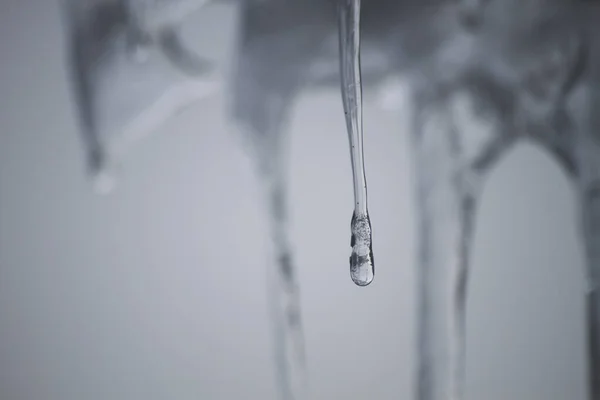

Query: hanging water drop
350;211;374;286
92;168;117;195
338;0;374;286
87;142;118;195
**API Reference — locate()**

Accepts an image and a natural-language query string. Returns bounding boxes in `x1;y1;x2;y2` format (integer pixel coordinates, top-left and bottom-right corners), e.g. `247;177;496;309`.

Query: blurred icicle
61;0;218;193
410;92;486;400
226;2;330;398
259;147;308;400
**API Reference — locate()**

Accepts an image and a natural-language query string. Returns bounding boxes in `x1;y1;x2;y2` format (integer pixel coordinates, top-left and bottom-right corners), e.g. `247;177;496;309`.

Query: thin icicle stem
338;0;374;287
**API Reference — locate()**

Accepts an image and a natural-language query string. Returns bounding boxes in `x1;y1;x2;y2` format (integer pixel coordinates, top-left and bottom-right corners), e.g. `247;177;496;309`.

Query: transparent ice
338;0;375;287
62;0;600;399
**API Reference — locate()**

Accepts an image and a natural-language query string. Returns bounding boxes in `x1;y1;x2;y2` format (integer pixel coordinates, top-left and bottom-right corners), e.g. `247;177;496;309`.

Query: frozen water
63;0;600;399
338;0;375;287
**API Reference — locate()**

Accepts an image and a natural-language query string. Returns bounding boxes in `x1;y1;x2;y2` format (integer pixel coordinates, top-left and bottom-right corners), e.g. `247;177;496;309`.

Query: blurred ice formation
62;0;600;399
61;0;218;194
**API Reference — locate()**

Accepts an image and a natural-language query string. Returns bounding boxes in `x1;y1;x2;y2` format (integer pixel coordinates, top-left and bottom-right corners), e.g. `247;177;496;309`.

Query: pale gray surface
0;1;587;399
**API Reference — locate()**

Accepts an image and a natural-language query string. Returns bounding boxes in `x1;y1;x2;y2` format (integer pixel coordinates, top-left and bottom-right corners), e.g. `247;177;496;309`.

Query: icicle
575;49;600;398
240;103;308;400
338;0;374;287
259;159;308;400
223;1;322;397
61;0;218;194
410;88;499;400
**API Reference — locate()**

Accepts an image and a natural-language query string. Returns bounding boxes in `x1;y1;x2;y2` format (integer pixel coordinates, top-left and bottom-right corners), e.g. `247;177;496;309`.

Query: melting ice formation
63;0;600;399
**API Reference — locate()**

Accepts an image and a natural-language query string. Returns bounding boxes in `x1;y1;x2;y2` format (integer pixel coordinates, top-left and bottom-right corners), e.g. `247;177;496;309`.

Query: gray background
0;1;588;399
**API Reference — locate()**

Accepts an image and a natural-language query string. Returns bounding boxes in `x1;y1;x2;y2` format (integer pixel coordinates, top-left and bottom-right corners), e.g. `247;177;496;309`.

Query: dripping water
350;211;374;287
338;0;374;286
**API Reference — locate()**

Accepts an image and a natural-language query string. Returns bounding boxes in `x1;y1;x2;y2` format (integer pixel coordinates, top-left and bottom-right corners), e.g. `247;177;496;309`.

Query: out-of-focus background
0;1;589;399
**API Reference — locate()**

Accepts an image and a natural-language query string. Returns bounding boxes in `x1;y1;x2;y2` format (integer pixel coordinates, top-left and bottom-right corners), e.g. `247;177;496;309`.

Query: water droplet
350;212;374;286
92;168;117;195
88;147;117;195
